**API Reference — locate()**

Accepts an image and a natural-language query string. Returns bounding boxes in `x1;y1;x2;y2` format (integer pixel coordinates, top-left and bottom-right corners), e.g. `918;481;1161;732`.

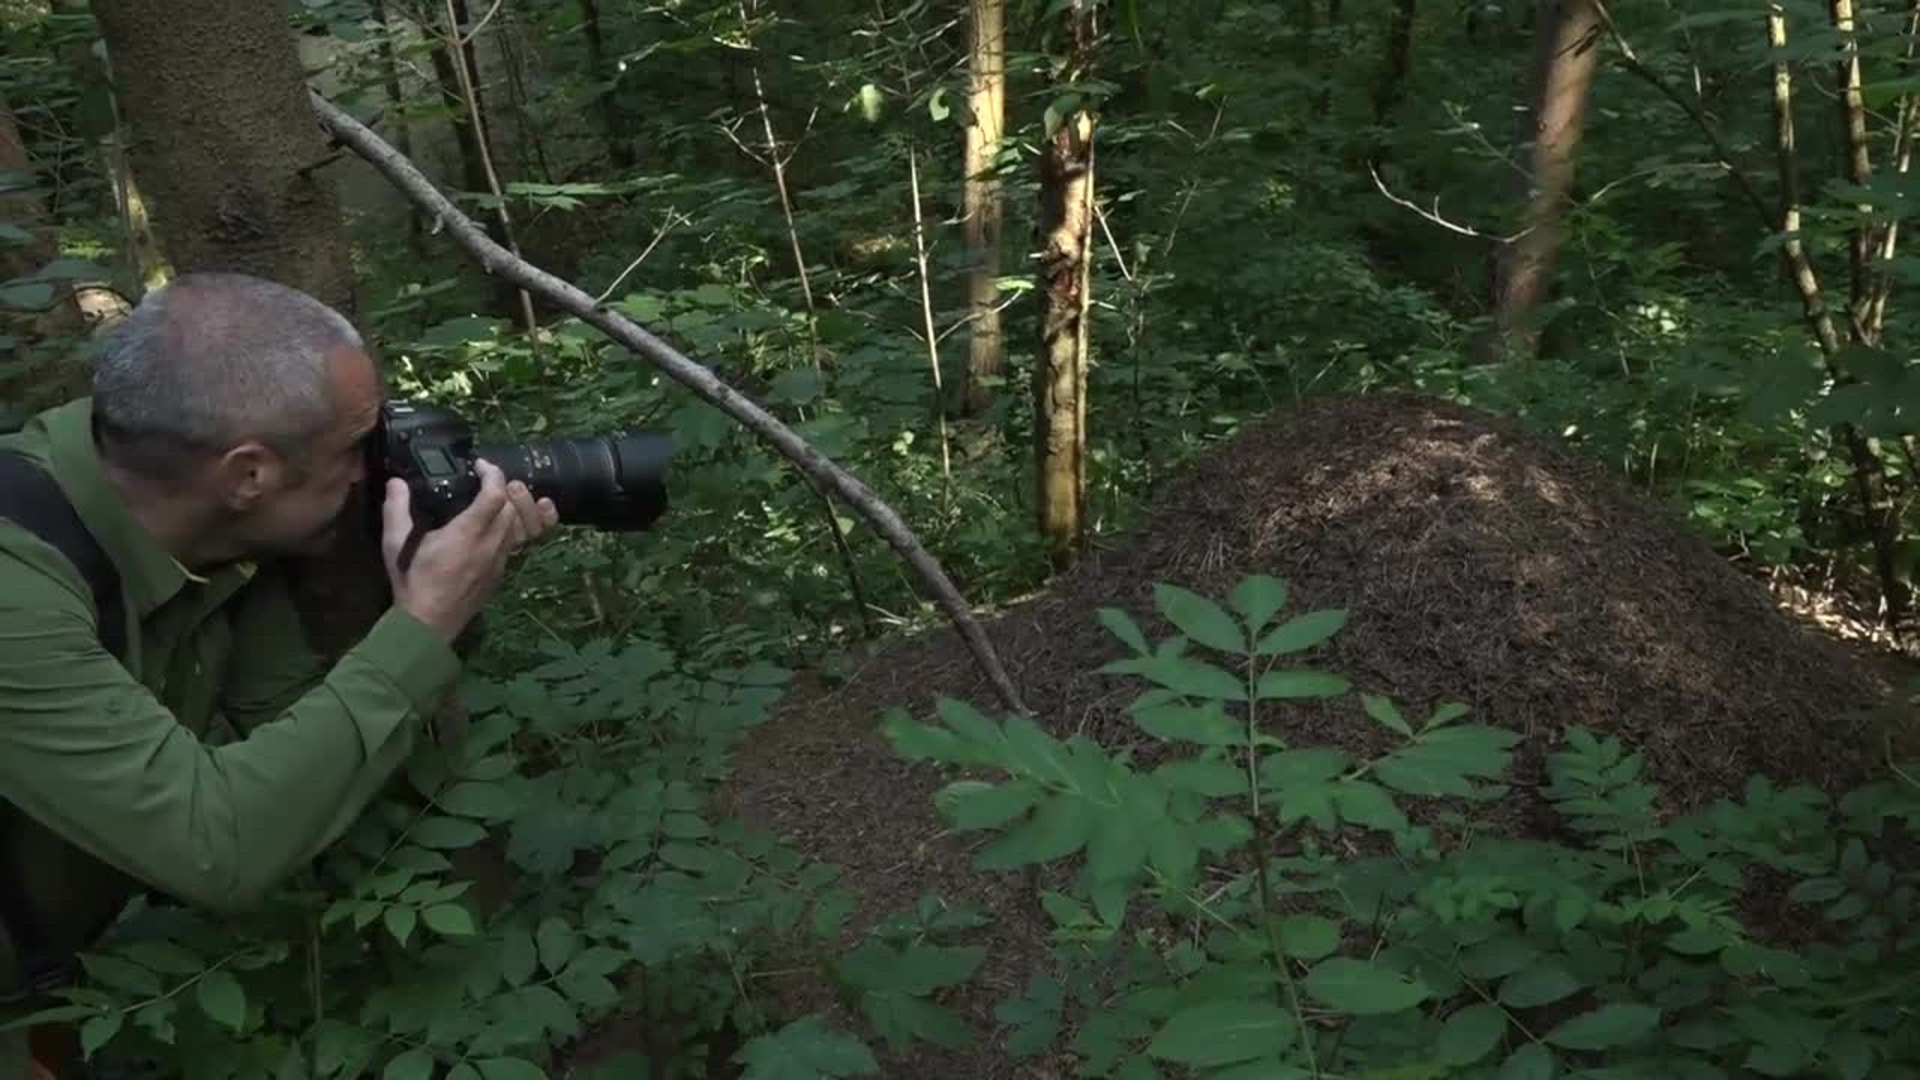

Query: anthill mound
711;391;1898;1078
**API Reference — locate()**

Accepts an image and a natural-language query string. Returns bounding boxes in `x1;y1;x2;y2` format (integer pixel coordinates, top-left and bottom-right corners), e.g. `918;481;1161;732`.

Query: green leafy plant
884;574;1920;1078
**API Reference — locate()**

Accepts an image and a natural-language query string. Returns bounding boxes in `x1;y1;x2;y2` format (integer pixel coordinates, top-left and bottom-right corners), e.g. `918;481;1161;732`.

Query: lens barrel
471;431;672;531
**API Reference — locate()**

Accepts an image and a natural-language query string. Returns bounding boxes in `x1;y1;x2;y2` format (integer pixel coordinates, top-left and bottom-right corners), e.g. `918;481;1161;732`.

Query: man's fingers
456;459;510;535
504;481;545;544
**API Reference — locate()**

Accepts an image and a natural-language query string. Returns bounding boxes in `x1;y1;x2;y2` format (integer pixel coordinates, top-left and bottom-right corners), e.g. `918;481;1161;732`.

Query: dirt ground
692;392;1909;1078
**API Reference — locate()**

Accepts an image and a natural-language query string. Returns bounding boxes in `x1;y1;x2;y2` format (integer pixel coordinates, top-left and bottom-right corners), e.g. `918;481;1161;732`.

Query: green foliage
883;574;1920;1078
10;0;1920;1075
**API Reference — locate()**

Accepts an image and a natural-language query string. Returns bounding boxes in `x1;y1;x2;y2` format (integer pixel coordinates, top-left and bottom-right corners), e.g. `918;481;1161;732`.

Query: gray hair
91;272;364;480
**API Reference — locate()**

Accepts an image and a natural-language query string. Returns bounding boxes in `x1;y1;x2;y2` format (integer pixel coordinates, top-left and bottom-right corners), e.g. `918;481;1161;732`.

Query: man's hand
381;459;559;644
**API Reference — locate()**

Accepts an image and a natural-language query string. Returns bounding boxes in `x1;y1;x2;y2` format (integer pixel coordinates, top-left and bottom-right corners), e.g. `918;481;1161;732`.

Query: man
0;273;557;1079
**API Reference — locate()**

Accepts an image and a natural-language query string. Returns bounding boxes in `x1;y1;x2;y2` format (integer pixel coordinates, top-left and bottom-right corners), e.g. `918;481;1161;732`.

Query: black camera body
368;399;673;539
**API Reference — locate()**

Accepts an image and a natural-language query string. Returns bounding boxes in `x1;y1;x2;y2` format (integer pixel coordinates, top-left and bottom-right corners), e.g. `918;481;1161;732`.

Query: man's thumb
381;478;414;564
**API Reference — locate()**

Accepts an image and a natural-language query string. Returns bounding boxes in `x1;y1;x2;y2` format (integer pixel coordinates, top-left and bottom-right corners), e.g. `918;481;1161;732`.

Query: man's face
226;345;382;558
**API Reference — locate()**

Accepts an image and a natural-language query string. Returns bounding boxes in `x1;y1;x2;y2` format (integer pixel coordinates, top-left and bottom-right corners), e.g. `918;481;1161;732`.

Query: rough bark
1034;0;1097;572
1482;0;1600;362
959;0;1006;417
90;0;382;661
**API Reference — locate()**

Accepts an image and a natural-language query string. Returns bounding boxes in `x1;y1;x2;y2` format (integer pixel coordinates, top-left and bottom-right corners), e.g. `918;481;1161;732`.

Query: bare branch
309;89;1028;714
1367;161;1531;242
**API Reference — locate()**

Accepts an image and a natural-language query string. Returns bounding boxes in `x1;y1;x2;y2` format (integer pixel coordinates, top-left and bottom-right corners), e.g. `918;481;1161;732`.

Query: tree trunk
1034;0;1097;571
959;0;1006;417
89;0;382;661
1481;0;1600;362
1373;0;1417;126
577;0;634;170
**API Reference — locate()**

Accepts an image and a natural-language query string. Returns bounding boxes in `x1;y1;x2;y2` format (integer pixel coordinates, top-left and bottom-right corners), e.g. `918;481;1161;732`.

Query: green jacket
0;398;462;1007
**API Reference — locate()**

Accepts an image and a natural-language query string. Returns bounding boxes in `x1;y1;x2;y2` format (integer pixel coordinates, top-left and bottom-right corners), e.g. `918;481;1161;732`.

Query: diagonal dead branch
309;90;1027;714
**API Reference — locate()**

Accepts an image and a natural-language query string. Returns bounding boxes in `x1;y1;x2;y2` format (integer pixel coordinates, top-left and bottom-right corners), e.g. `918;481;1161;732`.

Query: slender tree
1035;0;1098;570
959;0;1006;417
1481;0;1601;362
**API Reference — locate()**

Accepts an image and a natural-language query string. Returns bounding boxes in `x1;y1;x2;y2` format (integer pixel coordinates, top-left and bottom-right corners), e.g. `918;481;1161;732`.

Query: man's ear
213;442;282;510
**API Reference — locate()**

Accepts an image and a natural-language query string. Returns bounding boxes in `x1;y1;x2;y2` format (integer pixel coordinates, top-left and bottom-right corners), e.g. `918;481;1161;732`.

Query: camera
367;399;673;540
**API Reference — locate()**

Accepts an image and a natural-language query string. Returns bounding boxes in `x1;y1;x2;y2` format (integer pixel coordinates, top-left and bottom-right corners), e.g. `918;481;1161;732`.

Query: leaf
384;906;418;947
1277;915;1342;961
1362;694;1414;737
537;916;577;974
1498;1043;1555;1080
79;1012;122;1059
1147;1000;1297;1067
424;904;477;936
438;781;517;820
1543;1003;1661;1050
974;792;1093;870
120;941;205;976
1333;780;1408;833
1437;1003;1508;1064
1255;609;1347;654
1498;963;1584;1008
501;925;539;986
1300;957;1431;1015
1098;607;1151;653
383;1049;435;1080
1155;583;1248;653
1255;669;1351;699
80;955;162;996
410;815;490;849
1131;698;1243;745
927;86;951;122
475;1059;549;1080
735;1015;881;1079
1229;574;1289;632
936;777;1043;830
1155;759;1247;797
195;970;247;1032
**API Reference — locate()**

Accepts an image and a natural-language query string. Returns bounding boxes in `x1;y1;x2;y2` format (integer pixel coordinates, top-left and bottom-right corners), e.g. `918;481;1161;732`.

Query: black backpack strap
0;450;128;1005
0;452;126;660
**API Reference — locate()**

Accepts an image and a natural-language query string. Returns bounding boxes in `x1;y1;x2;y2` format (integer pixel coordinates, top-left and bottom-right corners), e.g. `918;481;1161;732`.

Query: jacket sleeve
0;534;462;912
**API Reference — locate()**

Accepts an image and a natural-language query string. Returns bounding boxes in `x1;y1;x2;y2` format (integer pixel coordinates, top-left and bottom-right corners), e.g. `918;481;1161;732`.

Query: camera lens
471;431;672;531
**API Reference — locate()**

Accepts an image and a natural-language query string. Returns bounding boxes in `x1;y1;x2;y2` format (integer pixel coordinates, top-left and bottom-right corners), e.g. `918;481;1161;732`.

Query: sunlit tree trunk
1481;0;1600;362
90;0;380;659
959;0;1006;417
1035;0;1097;571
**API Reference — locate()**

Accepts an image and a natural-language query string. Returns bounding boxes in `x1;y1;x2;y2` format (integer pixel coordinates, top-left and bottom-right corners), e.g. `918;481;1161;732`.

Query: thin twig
908;142;955;487
439;0;541;352
1367;161;1531;242
459;0;506;44
593;208;690;305
309;91;1024;709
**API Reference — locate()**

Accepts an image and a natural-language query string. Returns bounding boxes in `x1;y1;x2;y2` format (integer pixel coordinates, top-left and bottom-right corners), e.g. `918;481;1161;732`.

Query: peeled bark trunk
90;0;380;660
959;0;1007;417
1482;0;1600;362
1034;0;1097;571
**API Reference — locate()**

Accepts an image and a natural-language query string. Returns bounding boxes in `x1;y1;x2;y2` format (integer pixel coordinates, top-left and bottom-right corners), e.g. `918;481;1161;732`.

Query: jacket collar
39;398;251;620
